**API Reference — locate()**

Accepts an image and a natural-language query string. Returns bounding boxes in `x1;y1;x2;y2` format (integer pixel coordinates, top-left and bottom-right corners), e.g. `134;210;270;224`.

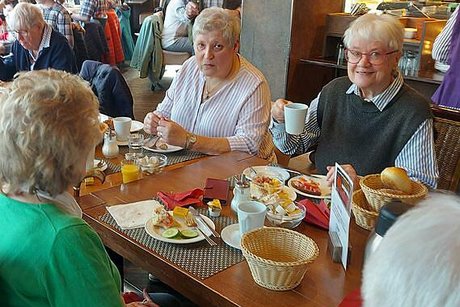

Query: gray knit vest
315;77;432;176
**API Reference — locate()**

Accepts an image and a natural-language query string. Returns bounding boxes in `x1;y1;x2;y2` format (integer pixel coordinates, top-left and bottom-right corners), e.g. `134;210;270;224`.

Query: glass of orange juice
121;154;140;184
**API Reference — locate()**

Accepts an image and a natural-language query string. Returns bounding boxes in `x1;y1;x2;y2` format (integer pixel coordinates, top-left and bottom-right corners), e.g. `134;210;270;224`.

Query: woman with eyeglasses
270;13;438;189
0;3;76;81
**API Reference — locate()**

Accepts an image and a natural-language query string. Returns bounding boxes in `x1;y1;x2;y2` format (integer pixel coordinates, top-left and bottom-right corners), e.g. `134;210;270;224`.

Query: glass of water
128;133;144;158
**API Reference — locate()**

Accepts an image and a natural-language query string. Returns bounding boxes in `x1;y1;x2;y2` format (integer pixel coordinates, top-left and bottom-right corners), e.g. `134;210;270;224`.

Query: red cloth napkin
122;291;142;303
157;188;204;210
300;198;330;230
339;289;362;307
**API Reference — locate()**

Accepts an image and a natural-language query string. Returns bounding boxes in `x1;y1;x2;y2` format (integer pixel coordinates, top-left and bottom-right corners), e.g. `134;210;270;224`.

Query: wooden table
77;152;367;306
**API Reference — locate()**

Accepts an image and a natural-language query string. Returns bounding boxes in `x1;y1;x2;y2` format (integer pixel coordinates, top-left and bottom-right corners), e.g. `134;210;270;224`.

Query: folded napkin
339;289;362;307
107;200;163;230
157;188;204;210
300;198;330;230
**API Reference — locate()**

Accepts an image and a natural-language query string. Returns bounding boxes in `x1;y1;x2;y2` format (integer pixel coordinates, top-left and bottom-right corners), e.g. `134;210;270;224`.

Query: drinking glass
121;154;140;184
128;133;144;158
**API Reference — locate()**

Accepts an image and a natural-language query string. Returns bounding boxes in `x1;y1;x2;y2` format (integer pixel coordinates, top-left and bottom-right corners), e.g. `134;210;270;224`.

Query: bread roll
381;167;413;194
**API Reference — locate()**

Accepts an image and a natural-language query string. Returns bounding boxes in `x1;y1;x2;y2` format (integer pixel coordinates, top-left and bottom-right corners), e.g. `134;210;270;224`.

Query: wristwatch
185;132;197;149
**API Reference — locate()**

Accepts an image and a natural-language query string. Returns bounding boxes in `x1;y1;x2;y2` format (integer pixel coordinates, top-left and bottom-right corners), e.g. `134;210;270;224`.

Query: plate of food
288;174;331;199
242;166;290;182
143;143;183;153
144;207;215;244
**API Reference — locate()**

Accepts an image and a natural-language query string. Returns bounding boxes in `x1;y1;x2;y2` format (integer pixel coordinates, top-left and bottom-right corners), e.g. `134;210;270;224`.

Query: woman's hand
125;289;159;307
156;118;187;147
185;1;199;19
325;164;359;189
143;111;163;135
271;99;291;123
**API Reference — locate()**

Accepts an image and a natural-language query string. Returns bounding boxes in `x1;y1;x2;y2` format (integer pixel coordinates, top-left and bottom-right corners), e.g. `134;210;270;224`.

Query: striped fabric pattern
41;2;74;48
432;6;459;65
270;73;438;188
156;55;274;160
29;24;52;69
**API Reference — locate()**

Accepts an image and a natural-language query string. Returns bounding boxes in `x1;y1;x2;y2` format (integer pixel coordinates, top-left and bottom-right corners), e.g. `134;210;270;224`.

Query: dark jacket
0;29;77;81
79;60;134;119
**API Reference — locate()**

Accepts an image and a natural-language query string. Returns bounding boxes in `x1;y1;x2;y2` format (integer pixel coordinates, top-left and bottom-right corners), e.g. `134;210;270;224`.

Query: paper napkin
107;199;163;230
300;198;330;230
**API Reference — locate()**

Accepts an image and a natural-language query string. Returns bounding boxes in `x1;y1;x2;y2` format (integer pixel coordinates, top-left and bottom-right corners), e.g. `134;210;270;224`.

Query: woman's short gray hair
6;2;45;32
0;70;101;196
192;7;240;47
343;13;404;52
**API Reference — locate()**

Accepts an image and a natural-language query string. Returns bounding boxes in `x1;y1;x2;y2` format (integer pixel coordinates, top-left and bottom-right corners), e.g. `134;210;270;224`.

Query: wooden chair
431;105;460;192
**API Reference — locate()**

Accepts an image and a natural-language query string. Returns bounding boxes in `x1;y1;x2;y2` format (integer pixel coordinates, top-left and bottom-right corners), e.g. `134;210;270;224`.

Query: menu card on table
329;163;354;269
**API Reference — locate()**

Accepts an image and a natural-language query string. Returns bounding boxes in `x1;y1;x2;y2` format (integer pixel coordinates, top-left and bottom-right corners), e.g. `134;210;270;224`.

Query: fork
185;213;216;246
144;136;160;148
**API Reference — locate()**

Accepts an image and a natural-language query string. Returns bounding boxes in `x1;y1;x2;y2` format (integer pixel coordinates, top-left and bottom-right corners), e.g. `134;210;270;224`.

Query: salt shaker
231;175;250;214
102;130;119;158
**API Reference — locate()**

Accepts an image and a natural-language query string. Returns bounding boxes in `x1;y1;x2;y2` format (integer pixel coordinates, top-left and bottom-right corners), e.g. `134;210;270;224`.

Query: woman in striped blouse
270;13;438;189
143;7;274;161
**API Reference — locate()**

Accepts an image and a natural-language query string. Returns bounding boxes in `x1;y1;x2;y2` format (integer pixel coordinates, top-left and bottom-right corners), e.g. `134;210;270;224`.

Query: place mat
100;150;207;175
99;207;244;280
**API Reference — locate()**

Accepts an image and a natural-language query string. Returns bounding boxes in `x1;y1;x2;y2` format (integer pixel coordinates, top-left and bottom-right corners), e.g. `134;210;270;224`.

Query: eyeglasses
10;29;30;39
345;49;399;65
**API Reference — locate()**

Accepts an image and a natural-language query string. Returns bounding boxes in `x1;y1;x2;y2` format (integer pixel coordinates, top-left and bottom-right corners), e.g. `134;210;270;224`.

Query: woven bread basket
360;174;428;211
240;227;319;291
352;189;379;231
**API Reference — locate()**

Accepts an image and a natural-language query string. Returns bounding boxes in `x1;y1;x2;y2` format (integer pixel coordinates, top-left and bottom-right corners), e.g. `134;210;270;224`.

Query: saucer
221;223;241;250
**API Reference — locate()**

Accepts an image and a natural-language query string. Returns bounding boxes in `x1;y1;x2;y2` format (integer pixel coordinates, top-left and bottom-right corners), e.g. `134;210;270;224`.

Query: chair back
153;11;191;65
432;105;460;192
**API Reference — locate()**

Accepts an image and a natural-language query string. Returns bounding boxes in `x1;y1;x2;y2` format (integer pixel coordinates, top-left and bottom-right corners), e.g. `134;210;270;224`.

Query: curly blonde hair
193;7;240;48
0;70;101;196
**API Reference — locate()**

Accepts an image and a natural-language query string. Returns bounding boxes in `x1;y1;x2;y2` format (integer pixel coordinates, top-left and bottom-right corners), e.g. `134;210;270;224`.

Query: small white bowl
404;28;417;39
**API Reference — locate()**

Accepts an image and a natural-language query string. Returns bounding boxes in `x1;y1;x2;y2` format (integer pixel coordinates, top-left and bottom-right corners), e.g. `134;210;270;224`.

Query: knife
189;206;220;238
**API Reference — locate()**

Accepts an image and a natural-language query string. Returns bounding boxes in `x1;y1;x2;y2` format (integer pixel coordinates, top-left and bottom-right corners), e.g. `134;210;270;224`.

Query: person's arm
432;6;458;64
72;0;94;22
0;43;17;81
395;119;438;188
174;1;198;23
57;9;74;48
269;93;321;156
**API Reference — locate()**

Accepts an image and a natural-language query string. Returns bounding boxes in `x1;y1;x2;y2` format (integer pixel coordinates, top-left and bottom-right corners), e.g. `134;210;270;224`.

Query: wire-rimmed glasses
345;49;399;65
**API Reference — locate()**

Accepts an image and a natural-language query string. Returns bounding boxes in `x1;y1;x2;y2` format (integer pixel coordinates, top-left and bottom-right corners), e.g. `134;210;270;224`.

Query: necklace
202;55;241;100
204;79;225;100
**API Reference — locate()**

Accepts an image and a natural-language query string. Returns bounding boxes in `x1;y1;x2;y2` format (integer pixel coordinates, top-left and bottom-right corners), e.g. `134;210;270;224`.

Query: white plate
221;223;241;249
94;159;107;172
288;174;331;199
144;213;215;244
117;140;129;146
242;166;290;182
143;144;183;153
130;120;143;133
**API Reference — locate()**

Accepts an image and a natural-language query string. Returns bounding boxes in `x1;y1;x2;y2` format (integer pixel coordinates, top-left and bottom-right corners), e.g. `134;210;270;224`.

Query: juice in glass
121;163;139;183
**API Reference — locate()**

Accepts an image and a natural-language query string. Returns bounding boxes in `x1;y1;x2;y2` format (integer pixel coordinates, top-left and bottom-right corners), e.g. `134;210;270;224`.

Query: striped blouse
432;6;459;66
156;55;275;160
270;72;438;188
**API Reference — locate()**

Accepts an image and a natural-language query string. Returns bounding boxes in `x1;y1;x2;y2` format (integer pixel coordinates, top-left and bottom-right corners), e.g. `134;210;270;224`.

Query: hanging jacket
116;6;135;61
130;13;163;83
80;60;134;118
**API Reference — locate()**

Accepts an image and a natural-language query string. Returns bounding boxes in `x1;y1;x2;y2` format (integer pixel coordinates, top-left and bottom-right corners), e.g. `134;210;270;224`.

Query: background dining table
77;151;368;306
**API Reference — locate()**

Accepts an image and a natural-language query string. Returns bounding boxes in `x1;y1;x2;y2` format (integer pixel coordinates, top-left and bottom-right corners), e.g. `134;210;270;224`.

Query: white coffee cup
237;201;267;236
113;117;132;142
284;103;308;135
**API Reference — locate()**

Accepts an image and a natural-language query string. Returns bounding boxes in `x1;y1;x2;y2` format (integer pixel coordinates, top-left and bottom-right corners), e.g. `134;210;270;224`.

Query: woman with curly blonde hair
0;70;163;306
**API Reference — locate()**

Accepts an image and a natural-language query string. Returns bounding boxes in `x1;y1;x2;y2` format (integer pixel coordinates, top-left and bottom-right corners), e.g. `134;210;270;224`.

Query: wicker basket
351;189;379;231
360;174;428;211
240;227;319;291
